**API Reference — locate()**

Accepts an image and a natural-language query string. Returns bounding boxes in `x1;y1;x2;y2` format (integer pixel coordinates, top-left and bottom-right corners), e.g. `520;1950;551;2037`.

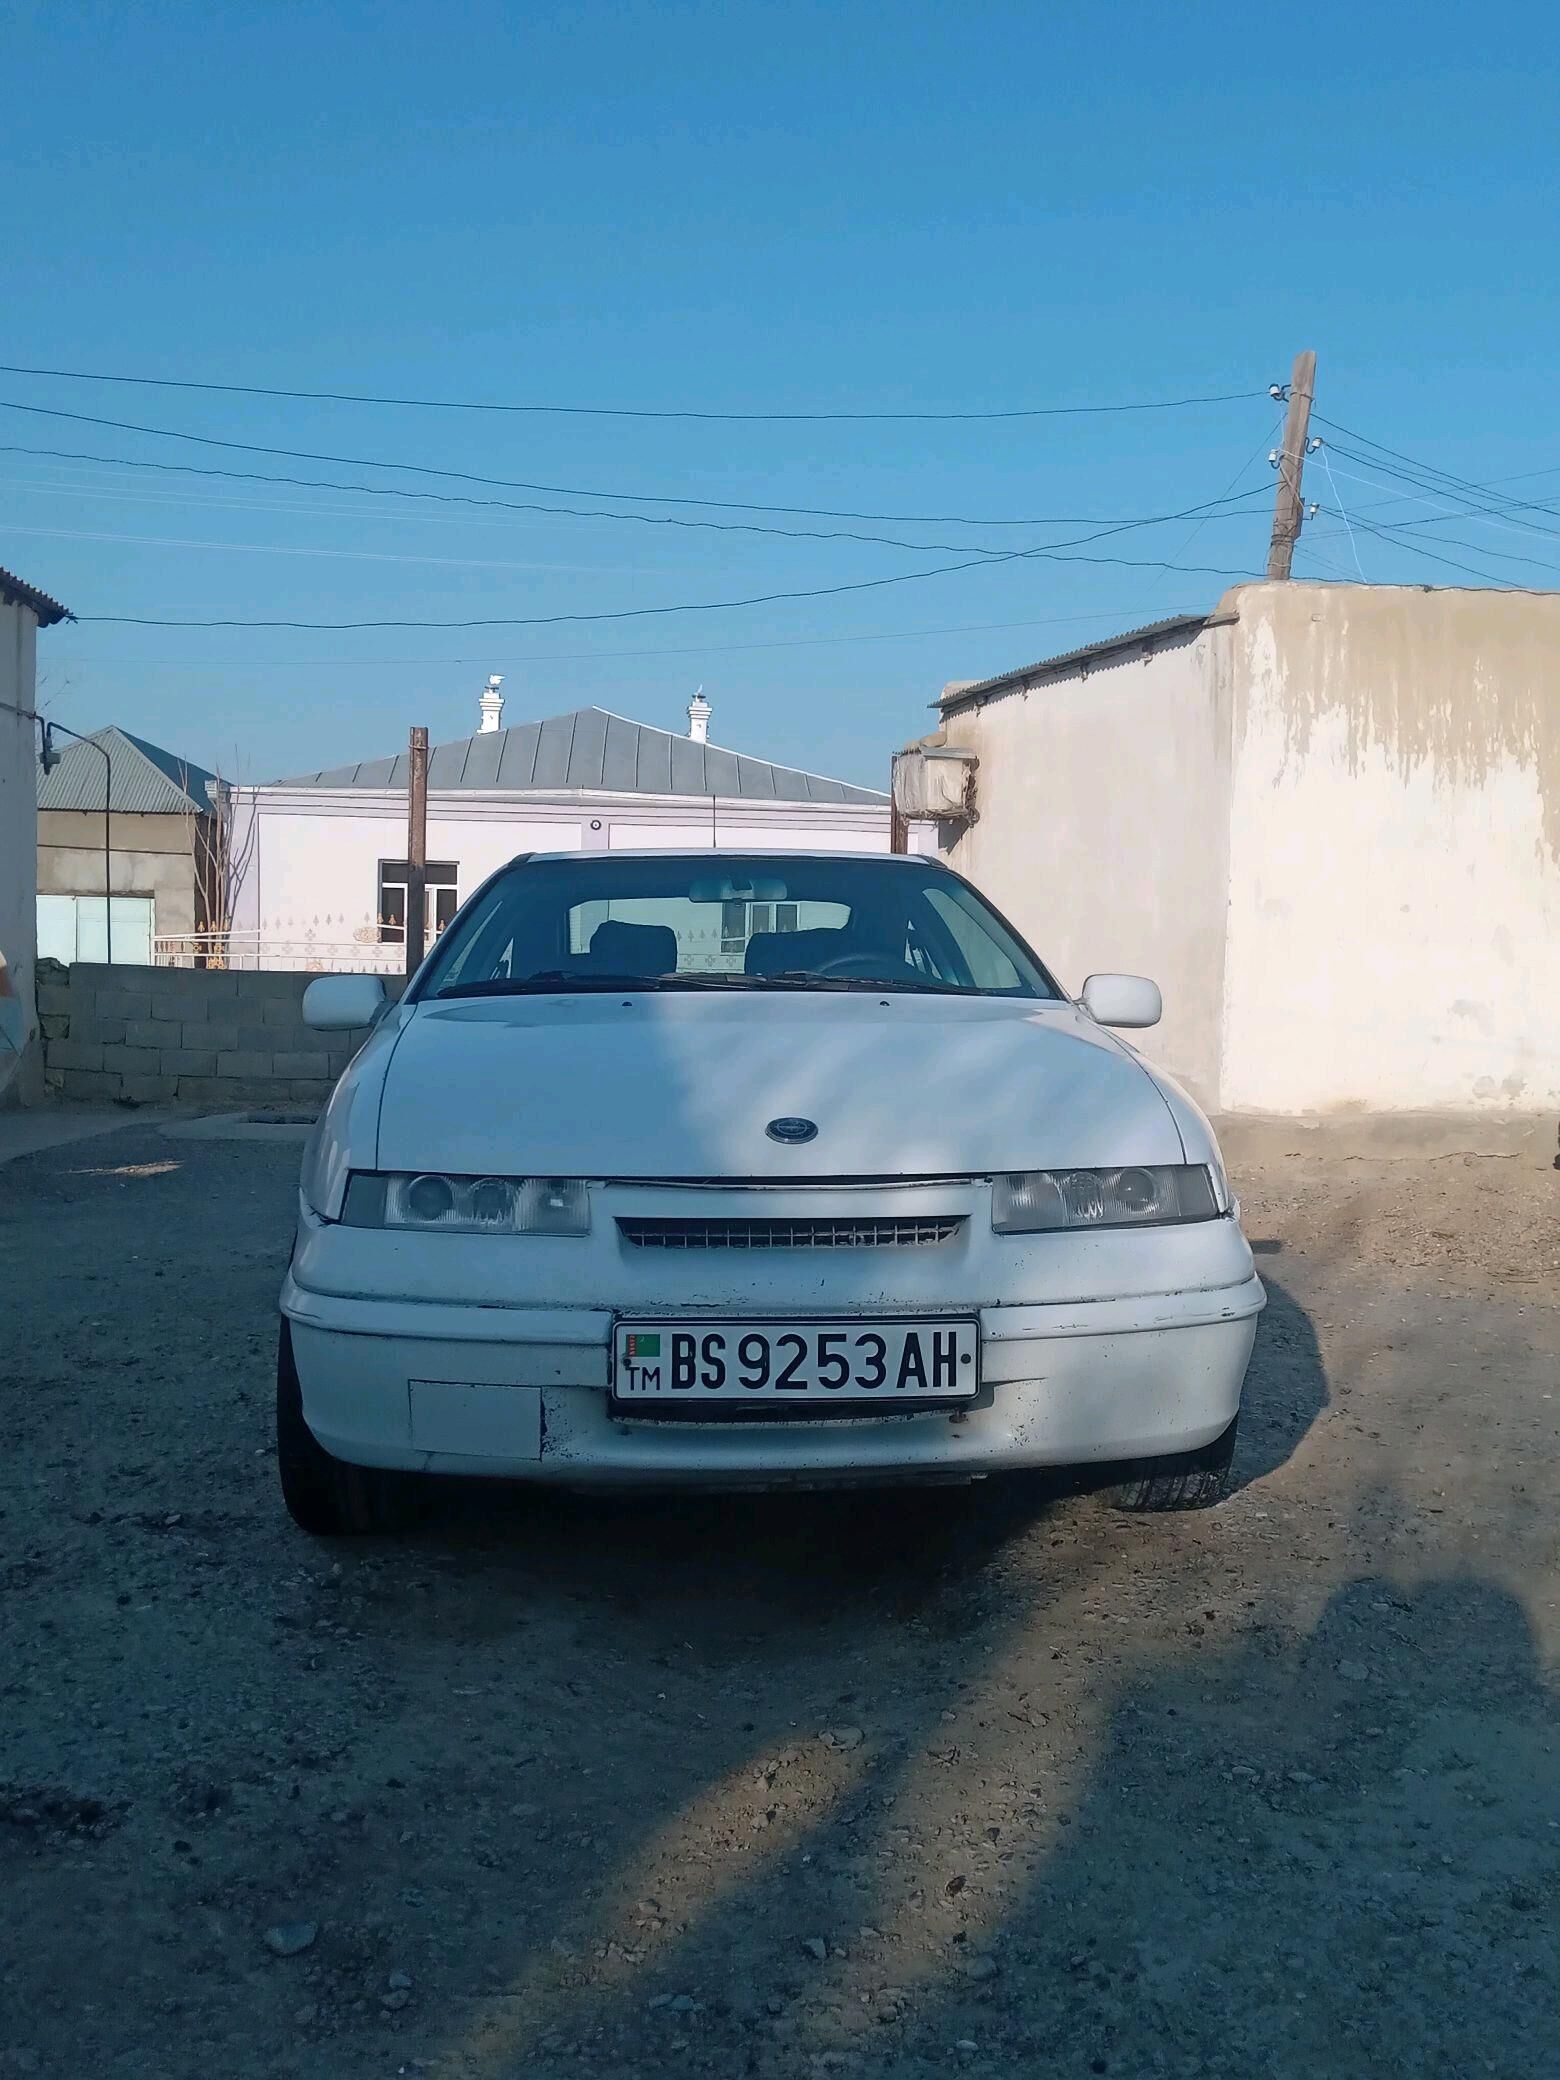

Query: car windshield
415;854;1061;1001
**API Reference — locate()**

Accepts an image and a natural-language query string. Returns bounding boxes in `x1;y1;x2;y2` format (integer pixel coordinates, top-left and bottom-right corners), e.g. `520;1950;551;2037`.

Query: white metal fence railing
153;931;403;975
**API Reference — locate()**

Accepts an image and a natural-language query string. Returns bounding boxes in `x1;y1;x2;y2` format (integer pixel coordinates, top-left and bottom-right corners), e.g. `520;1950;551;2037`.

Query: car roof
519;847;935;865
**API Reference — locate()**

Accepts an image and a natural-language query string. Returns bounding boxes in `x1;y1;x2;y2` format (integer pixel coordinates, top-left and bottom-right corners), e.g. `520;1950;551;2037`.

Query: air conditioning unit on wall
891;744;978;822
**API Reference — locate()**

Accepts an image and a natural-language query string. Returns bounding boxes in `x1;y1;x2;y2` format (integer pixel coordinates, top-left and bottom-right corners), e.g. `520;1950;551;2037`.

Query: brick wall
36;960;398;1110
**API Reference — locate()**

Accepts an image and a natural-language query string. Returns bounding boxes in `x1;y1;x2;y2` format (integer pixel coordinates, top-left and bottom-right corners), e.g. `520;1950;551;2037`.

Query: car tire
276;1320;424;1536
1105;1414;1239;1513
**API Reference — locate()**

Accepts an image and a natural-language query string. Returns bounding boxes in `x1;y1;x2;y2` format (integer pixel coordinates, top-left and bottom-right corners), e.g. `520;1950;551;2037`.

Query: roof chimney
687;688;711;744
478;674;504;733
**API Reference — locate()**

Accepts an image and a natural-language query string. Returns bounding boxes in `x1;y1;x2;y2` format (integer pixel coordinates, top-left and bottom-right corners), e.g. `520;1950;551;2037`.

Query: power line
1157;419;1283;575
0;400;1268;528
76;538;1262;629
1322;436;1560;529
1318;460;1560;573
1315;446;1366;579
0;358;1267;423
0;437;1273;559
58;603;1183;670
1315;418;1560;531
1320;511;1560;580
1320;440;1560;550
1317;507;1522;588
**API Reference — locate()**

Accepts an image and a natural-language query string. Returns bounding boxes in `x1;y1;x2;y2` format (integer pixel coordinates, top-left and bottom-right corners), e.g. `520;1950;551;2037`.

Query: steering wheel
813;951;910;980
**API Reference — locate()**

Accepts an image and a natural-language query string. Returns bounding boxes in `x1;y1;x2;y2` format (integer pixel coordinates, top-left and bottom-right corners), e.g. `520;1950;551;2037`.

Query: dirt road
2;1118;1557;2078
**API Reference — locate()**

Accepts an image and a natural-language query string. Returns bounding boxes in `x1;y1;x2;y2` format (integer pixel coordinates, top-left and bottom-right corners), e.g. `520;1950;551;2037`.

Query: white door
36;895;156;966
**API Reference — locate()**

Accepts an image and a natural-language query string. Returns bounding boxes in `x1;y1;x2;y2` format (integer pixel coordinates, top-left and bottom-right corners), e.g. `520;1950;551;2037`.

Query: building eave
0;565;72;627
937;614;1212;714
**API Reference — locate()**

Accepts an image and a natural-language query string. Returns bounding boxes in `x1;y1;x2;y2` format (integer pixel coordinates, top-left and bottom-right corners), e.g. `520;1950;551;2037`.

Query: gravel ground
2;1118;1557;2079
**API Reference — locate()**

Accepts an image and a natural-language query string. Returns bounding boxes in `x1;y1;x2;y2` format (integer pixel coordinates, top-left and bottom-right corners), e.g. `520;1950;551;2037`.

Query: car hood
372;991;1185;1179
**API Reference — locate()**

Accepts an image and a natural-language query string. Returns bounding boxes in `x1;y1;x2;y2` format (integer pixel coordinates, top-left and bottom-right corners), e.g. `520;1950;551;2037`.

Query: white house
228;688;896;973
1;564;71;1103
897;580;1560;1116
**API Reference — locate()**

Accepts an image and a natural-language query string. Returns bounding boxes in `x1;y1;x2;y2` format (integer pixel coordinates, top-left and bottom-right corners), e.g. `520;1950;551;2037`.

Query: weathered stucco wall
938;627;1235;1106
37;809;203;939
1;602;41;1101
1220;582;1560;1112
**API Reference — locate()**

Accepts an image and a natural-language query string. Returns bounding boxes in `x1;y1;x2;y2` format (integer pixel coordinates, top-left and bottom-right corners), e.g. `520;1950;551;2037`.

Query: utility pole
1266;349;1317;580
405;725;428;975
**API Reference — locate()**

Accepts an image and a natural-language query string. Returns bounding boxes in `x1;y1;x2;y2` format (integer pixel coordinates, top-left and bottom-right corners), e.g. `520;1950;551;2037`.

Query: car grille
617;1215;964;1251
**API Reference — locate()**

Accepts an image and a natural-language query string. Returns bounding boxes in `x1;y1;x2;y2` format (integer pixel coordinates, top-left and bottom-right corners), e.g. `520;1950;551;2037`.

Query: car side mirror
302;974;389;1032
1080;973;1162;1029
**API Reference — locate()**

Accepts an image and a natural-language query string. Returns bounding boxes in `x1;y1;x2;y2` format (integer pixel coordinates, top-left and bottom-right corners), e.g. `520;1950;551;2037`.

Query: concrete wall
37;808;204;939
228;786;893;971
1;602;41;1103
1219;582;1560;1113
936;581;1560;1118
37;961;393;1109
937;626;1235;1106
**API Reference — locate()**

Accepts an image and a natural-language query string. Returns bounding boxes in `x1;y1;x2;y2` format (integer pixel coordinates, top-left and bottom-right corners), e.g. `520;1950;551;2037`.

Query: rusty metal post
406;725;428;974
889;754;908;854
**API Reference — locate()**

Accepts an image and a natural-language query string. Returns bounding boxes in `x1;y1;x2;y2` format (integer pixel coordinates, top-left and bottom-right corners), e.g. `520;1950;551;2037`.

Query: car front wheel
1106;1414;1239;1512
275;1320;424;1535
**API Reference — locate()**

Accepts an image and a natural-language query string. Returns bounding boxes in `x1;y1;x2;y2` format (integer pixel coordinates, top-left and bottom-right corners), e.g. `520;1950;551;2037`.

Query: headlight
342;1173;590;1236
992;1165;1219;1233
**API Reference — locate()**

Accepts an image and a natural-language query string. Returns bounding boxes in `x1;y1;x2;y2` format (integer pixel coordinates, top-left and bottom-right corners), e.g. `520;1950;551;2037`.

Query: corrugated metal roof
937;614;1210;712
0;564;71;627
273;706;887;805
36;726;219;815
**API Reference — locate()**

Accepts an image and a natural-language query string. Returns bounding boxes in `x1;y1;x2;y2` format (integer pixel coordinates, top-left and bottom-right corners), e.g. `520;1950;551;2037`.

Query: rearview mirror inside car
687;874;790;904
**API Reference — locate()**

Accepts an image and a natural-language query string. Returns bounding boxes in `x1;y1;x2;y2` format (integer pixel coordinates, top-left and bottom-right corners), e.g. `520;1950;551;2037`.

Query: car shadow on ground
433;1565;1556;2079
351;1275;1332;2076
1227;1270;1327;1493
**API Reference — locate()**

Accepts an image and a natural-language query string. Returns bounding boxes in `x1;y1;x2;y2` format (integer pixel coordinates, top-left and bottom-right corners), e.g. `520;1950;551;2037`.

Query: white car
279;850;1262;1534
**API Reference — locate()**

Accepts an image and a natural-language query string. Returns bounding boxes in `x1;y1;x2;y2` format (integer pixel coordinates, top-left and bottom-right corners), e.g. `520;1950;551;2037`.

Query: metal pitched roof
0;564;71;627
36;726;220;815
937;614;1211;712
272;705;887;805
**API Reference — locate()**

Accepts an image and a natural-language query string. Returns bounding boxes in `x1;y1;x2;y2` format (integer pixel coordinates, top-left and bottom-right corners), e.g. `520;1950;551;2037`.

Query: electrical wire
1314;508;1520;588
1323;441;1560;541
1293;540;1360;582
1316;460;1560;575
0;402;1269;529
0;359;1267;423
1161;419;1284;574
60;603;1185;670
1315;446;1366;578
1321;443;1560;545
1315;420;1560;535
0;437;1273;559
75;537;1263;629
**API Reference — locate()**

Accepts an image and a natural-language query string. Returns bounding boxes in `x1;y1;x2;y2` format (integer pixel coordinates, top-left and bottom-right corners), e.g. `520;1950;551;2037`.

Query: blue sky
4;0;1556;786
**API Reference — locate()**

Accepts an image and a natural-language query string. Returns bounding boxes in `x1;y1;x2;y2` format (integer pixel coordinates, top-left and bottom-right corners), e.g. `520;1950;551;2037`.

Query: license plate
611;1318;979;1407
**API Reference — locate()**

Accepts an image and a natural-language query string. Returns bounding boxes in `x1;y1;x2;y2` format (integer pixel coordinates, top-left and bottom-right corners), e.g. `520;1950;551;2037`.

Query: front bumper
280;1254;1265;1488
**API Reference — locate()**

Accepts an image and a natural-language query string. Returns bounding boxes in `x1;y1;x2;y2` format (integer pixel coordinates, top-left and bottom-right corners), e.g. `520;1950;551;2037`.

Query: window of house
378;860;459;945
720;898;799;957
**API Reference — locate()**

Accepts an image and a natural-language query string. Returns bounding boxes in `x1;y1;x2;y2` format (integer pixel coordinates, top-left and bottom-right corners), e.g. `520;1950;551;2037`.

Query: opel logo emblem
766;1117;818;1145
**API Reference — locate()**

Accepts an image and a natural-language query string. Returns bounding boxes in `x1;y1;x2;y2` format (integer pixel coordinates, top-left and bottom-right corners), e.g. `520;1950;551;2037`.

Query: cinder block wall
36;961;400;1110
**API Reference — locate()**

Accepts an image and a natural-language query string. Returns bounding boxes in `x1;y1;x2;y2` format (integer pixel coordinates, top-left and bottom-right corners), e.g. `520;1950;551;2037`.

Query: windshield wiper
435;971;766;999
755;970;974;996
435;970;991;1001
